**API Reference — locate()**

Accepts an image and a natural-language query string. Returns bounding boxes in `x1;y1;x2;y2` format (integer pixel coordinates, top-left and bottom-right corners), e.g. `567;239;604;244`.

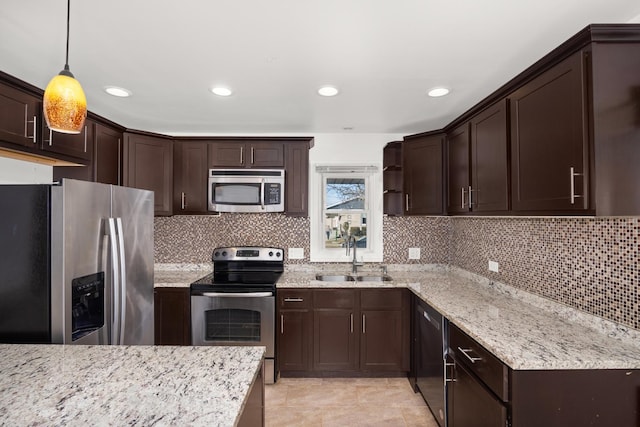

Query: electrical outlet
408;248;421;260
488;260;499;273
288;248;304;260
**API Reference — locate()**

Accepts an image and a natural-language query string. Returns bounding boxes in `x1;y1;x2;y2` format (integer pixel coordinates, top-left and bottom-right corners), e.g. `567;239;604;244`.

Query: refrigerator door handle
115;218;127;345
108;218;120;345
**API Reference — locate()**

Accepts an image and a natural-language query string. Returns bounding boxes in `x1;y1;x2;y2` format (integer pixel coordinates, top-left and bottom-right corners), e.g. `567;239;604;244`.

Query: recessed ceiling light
211;87;233;97
104;86;132;97
428;87;450;97
318;86;339;97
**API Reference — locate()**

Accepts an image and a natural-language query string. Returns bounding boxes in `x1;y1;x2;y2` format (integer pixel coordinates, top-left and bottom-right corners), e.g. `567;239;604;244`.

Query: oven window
213;184;260;205
205;308;261;342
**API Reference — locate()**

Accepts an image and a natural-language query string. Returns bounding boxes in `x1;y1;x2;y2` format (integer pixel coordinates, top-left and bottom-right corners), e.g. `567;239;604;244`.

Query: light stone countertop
0;344;264;427
277;266;640;371
154;263;212;288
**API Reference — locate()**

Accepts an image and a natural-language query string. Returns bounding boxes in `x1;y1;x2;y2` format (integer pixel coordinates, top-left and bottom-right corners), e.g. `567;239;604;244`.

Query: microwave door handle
260;178;265;210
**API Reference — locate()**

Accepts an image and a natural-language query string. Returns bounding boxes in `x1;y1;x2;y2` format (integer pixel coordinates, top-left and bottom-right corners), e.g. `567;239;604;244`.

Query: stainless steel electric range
190;246;283;384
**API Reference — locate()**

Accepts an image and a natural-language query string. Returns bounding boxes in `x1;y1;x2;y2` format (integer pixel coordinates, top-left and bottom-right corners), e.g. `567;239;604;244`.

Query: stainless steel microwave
208;169;285;213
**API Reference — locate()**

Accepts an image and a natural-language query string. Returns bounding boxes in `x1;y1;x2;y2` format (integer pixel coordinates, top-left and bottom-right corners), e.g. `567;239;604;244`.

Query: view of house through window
324;177;367;249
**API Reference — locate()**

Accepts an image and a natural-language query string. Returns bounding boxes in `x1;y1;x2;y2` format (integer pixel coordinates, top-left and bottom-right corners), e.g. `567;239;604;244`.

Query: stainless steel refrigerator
0;179;154;345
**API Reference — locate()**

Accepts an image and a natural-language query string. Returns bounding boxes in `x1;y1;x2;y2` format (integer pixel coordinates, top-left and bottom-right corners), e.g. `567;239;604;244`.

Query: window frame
309;164;383;263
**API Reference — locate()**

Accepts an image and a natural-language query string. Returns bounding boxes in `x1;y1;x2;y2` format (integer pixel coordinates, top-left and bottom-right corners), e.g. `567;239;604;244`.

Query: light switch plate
488;260;499;272
408;248;421;260
288;248;304;260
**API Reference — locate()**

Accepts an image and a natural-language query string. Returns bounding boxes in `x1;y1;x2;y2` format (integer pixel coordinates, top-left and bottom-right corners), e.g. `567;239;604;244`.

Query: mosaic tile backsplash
155;214;639;330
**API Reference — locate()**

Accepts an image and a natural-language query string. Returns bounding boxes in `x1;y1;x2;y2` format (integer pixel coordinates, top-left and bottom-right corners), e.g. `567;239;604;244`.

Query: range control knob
276;251;282;257
268;251;274;257
222;251;227;257
214;251;219;258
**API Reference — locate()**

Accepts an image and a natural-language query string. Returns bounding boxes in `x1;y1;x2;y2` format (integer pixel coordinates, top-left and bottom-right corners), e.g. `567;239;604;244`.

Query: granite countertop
0;345;264;426
277;266;640;371
154;263;212;288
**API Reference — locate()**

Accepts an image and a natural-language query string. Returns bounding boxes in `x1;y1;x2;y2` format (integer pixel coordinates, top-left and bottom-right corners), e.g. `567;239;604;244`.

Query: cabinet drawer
361;288;405;310
279;289;311;309
449;323;509;402
313;289;356;309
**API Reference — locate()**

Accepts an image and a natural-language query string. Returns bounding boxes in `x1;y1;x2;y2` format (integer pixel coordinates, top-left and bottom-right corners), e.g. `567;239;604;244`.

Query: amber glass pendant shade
43;66;87;134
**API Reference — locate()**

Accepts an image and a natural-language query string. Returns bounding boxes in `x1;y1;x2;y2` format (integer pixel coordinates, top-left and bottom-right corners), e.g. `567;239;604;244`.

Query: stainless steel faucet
347;236;364;273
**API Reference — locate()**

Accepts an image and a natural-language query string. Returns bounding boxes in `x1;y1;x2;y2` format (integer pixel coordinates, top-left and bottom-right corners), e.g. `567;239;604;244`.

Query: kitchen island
0;344;264;426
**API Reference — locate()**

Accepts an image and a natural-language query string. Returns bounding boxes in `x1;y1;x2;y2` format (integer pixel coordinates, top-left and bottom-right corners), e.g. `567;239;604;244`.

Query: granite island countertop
277;266;640;371
0;344;264;426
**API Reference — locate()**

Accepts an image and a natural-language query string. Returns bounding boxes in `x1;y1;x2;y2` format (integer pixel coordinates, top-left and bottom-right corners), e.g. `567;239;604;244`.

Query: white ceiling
1;1;640;136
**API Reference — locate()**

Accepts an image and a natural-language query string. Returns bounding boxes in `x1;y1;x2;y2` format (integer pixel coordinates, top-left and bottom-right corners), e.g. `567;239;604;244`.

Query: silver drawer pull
284;297;303;302
457;347;482;363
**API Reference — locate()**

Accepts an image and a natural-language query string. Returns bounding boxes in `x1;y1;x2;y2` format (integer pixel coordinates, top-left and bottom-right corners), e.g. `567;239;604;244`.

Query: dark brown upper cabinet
41;114;92;162
403;133;445;215
284;141;309;216
123;132;174;216
93;122;123;185
447;100;509;214
509;51;588;213
173;140;208;214
208;141;284;168
0;83;39;149
383;141;404;216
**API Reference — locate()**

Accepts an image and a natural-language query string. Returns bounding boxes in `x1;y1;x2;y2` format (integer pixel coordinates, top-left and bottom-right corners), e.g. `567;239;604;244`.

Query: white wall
309;133;404;164
0;157;52;184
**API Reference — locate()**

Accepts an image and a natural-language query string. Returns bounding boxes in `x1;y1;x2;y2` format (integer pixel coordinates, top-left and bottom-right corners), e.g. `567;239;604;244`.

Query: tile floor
265;377;439;426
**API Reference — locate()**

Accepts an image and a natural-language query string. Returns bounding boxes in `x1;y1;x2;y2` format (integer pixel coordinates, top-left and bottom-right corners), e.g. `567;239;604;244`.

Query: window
310;165;382;262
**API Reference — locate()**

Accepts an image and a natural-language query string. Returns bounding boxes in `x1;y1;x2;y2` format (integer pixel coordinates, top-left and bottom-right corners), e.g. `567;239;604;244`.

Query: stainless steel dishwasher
414;297;448;427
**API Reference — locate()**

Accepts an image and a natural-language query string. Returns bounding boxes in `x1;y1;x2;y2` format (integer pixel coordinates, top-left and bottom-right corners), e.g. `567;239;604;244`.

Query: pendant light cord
65;0;70;68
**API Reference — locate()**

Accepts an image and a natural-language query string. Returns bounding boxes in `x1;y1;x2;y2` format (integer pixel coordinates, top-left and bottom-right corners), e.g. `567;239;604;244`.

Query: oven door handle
193;291;274;298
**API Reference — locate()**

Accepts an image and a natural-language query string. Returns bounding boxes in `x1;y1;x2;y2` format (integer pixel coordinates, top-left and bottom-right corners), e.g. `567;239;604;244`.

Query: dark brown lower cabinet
313;289;358;371
277;288;410;376
154;287;190;345
278;289;313;373
237;361;265;427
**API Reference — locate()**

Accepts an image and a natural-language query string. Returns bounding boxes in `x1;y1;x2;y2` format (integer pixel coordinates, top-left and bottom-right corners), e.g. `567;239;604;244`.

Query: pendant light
43;0;87;134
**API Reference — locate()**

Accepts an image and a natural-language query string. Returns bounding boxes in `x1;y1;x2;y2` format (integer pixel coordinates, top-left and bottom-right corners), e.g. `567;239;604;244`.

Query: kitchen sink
315;274;356;282
355;275;393;282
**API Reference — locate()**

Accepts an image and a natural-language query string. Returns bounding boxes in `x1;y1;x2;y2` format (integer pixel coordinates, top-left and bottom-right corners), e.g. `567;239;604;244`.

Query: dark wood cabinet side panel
154;287;190;346
284;142;309;216
237;362;264;427
511;369;640;427
94;123;122;185
591;43;640;215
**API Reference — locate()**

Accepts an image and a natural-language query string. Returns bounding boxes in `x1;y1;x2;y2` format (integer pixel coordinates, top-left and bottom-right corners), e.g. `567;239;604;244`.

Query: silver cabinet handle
461;187;466;209
83;125;87;153
445;362;456;383
47;128;53;146
280;314;284;334
284;297;303;302
457;347;482;363
251;146;255;164
181;192;186;210
405;194;410;211
240;146;244;164
570;167;583;204
25;109;36;143
350;313;353;333
362;314;366;334
468;185;473;208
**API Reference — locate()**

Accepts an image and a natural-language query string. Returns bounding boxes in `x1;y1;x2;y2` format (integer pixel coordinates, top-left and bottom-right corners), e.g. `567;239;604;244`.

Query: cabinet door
208;142;245;167
154;287;190;345
470;99;509;212
174;140;208;213
278;289;312;373
249;142;284;167
403;134;445;215
123;132;173;216
0;83;38;147
510;51;588;212
41;117;92;162
313;289;358;371
360;289;409;371
447;125;470;214
284;142;309;216
450;362;507;427
94;123;122;185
